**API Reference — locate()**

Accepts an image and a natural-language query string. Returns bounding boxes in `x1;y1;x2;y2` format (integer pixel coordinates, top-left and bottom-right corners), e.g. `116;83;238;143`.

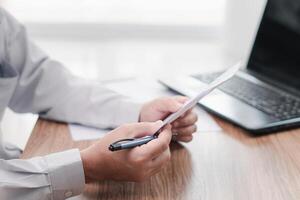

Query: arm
0;7;197;200
2;9;141;129
0;8;139;200
0;122;173;200
0;136;85;200
2;7;197;139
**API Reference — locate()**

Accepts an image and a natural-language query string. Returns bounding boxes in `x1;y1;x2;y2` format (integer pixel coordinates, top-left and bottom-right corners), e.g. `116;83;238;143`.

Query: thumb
159;98;183;113
130;120;164;138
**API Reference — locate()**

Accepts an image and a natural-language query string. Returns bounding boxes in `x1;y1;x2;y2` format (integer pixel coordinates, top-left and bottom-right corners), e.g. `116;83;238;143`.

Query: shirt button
65;191;73;198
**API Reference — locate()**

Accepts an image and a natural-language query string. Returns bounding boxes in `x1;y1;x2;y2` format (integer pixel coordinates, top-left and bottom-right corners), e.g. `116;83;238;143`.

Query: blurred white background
1;0;266;149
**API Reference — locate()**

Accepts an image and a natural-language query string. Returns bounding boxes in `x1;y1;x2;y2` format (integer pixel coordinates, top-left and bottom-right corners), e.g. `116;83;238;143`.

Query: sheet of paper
69;124;108;141
160;63;240;128
69;107;221;141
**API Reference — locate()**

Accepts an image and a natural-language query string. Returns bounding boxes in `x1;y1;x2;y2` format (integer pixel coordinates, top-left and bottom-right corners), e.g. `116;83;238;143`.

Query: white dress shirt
0;8;142;200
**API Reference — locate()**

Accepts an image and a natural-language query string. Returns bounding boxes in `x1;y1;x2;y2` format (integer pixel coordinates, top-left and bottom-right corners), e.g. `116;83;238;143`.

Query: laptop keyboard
194;72;300;120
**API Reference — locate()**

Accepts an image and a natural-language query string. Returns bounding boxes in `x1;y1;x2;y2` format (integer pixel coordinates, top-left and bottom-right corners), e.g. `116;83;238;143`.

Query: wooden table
21;117;300;200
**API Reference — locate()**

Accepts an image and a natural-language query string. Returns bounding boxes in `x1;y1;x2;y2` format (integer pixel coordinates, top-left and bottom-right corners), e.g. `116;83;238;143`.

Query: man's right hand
80;121;172;182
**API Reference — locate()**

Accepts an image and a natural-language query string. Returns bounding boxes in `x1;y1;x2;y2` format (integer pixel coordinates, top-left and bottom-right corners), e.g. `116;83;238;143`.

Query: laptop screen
247;0;300;90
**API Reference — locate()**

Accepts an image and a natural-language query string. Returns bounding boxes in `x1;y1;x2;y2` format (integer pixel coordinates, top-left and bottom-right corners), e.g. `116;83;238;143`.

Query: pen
109;135;158;151
109;128;162;151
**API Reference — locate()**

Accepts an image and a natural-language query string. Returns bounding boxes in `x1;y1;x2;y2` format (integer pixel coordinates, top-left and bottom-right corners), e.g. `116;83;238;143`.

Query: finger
180;108;193;118
127;121;163;138
173;112;198;128
176;135;193;143
155;97;183;113
135;125;172;159
172;125;197;136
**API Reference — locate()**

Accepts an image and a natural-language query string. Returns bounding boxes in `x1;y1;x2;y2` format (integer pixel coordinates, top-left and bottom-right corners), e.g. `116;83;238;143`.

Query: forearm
1;8;142;129
35;70;143;129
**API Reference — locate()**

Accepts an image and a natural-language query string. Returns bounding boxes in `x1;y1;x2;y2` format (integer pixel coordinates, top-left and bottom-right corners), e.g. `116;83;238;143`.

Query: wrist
80;150;93;183
80;145;109;183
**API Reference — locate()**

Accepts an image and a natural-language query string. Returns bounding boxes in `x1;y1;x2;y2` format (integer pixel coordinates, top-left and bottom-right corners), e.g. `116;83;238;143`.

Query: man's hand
80;121;172;183
140;96;198;143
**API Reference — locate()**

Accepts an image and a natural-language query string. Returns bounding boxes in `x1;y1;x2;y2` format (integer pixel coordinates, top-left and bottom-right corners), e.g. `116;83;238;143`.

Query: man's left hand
140;96;198;143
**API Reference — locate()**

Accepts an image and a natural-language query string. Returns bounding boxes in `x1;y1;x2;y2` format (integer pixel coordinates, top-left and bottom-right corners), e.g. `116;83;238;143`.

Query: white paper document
69;124;108;141
159;63;240;130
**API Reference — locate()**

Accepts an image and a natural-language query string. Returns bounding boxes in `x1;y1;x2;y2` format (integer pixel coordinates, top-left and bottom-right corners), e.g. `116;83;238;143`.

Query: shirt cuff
44;149;85;199
112;99;143;127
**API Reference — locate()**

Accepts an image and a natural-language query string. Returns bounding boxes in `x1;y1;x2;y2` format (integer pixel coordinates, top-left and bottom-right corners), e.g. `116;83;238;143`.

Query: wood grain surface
21;119;300;200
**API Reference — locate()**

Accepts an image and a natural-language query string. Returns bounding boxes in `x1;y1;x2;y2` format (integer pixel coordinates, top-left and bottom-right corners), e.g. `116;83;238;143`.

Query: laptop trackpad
200;92;278;130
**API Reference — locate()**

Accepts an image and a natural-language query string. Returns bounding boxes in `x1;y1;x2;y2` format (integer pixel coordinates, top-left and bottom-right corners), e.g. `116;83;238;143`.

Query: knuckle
161;142;169;151
132;154;146;165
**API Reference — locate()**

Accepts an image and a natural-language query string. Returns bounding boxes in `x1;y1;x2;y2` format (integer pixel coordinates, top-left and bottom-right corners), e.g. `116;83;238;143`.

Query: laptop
160;0;300;134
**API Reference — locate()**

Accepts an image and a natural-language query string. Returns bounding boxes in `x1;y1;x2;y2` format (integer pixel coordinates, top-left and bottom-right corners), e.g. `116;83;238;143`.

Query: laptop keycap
194;73;300;120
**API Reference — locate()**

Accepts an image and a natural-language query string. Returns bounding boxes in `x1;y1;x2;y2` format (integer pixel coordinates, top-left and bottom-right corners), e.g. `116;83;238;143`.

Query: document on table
69;124;108;141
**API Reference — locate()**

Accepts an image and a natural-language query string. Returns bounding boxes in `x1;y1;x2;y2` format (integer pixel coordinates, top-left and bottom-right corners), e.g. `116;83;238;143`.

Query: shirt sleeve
0;149;85;200
2;8;142;129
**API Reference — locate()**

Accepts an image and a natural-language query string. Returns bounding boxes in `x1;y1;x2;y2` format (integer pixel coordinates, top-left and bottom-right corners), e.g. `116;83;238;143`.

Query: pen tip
109;145;114;151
